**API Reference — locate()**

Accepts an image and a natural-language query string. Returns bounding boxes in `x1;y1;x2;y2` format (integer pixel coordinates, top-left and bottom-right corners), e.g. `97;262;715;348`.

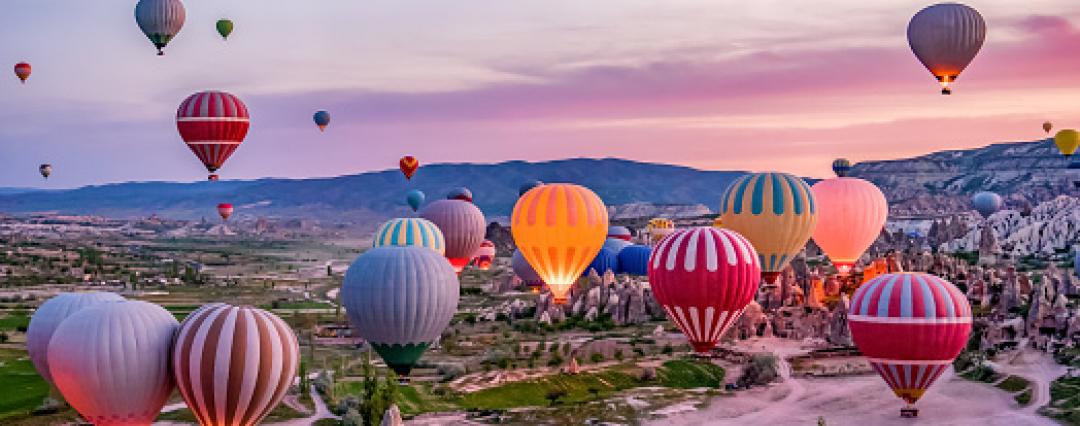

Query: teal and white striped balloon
373;218;446;255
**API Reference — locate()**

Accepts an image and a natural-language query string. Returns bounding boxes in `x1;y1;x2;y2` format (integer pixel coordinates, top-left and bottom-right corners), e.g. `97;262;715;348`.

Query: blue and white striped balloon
373;218;446;255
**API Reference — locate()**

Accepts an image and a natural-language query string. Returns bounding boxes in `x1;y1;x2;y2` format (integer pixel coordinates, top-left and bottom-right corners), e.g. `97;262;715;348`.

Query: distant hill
850;138;1079;215
0;159;746;222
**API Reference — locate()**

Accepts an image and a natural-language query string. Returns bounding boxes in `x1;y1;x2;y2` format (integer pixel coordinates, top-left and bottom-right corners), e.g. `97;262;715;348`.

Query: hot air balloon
971;191;1002;219
512;184;608;304
602;237;632;254
712;216;724;228
832;158;852;177
519;180;543;196
648;227;761;354
1055;129;1080;157
406;189;425;212
38;164;52;179
341;246;458;379
720;172;818;284
49;301;178;425
26;292;125;385
646;218;675;245
1043;121;1054;134
135;0;186;56
907;3;986;95
372;217;446;255
217;203;233;221
447;187;473;202
607;225;632;241
176;91;250;180
400;156;419;180
216;18;233;39
313;110;330;132
616;245;652;276
583;247;619;277
811;177;888;275
472;240;496;271
512;249;544;293
849;273;971;417
173;304;299;426
14;62;30;84
420;200;486;273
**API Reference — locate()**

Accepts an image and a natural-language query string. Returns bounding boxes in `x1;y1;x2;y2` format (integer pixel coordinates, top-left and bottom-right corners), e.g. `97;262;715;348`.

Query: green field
1043;376;1080;424
0;348;51;422
458;360;724;410
0;314;31;332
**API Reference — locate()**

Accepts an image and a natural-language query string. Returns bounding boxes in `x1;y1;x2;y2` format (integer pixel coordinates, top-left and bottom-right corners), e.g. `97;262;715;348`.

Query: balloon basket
900;406;918;418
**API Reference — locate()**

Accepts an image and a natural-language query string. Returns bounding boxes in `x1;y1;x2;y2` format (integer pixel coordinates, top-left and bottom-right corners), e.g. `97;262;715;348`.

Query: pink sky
0;1;1078;187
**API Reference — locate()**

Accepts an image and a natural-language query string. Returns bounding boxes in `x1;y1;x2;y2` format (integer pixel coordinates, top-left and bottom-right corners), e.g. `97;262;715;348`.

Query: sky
2;0;1079;188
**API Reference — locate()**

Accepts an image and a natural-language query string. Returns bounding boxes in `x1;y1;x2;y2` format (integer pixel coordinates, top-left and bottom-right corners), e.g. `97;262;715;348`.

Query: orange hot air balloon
811;177;888;276
400;156;419;180
14;62;31;83
1043;121;1053;134
512;184;608;304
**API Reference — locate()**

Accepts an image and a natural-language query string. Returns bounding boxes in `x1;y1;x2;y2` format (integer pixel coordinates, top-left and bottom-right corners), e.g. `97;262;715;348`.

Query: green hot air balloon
341;246;458;380
216;19;233;39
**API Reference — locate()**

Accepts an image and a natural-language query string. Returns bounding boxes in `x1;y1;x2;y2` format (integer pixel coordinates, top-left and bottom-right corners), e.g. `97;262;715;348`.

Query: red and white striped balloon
648;227;761;353
172;304;299;426
176;91;250;179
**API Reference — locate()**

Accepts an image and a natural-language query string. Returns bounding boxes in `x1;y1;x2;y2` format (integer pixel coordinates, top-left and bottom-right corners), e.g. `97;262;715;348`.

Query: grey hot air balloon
135;0;186;56
341;246;459;379
419;199;486;273
907;3;986;95
173;304;300;426
48;300;178;425
38;164;52;179
26;292;124;385
512;249;544;291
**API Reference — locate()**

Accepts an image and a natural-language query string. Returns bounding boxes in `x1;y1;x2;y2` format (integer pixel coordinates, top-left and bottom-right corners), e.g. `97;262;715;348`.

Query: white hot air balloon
48;300;179;425
135;0;186;56
26;292;125;385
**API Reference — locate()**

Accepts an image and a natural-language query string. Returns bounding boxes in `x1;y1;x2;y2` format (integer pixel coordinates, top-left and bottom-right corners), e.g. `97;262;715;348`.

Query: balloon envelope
38;164;52;179
216;18;233;39
1055;129;1080;157
177;91;250;179
26;292;125;385
373;218;446;255
400;156;419;179
217;203;233;221
49;300;178;425
831;158;851;177
971;191;1002;219
648;227;761;353
420;200;486;272
907;3;985;94
341;246;459;377
720;172;817;283
616;245;651;276
1043;121;1053;134
849;273;971;405
14;62;30;83
602;238;632;254
607;225;632;241
646;218;675;245
406;189;425;211
135;0;186;55
583;247;619;277
512;184;608;304
173;304;299;426
313;110;330;131
811;177;888;275
447;187;473;202
512;249;544;288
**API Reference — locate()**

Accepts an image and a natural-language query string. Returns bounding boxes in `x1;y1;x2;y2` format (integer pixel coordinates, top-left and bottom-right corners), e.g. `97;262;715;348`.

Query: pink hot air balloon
48;300;178;426
811;177;888;275
648;227;761;354
420;199;486;274
472;240;496;271
849;273;972;417
173;304;300;426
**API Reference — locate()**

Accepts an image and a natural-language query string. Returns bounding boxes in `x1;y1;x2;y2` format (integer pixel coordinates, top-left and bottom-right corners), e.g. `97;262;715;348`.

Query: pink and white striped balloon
648;227;761;354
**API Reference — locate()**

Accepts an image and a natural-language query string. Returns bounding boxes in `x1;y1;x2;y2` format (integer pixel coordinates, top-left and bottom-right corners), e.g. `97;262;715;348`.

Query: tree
587;386;601;400
545;389;567;406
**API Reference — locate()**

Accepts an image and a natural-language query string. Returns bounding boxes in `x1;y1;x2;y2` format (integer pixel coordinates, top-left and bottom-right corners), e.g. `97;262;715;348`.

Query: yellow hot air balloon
1055;129;1079;157
646;217;675;244
720;172;818;283
712;216;723;228
512;184;608;304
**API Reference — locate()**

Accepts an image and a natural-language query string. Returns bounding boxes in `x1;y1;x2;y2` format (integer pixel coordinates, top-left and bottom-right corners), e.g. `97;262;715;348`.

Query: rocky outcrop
943;196;1080;257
